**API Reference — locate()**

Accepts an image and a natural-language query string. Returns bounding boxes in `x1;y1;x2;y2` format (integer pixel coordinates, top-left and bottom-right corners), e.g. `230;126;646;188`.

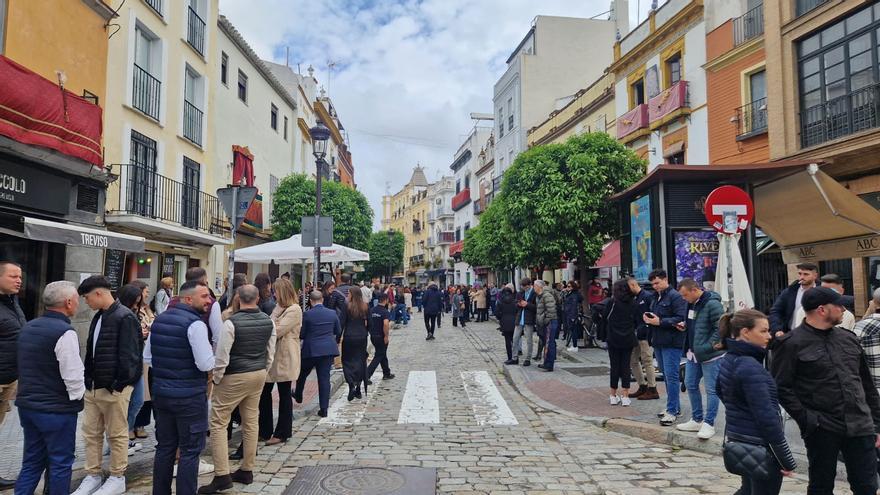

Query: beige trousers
83;387;133;477
209;370;266;476
630;341;656;387
0;381;17;426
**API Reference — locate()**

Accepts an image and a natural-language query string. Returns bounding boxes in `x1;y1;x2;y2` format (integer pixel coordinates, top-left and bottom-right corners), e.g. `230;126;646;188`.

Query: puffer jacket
562;290;583;321
649;287;688;348
496;289;517;335
0;294;26;385
686;291;725;362
717;339;797;472
536;289;557;328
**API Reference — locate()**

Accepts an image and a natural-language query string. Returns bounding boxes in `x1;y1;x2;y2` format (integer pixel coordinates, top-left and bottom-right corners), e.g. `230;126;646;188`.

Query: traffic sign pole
228;186;238;301
704;186;755;313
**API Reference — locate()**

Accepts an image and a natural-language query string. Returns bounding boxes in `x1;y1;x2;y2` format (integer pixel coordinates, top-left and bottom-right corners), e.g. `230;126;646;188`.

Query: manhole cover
563;366;608;377
284;466;436;495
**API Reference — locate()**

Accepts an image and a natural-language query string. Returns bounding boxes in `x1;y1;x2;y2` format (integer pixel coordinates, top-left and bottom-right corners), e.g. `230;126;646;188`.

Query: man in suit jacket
769;263;819;337
292;291;341;417
508;278;538;367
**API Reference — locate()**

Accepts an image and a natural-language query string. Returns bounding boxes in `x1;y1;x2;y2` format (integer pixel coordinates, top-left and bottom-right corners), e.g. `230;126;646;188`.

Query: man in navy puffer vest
145;281;216;495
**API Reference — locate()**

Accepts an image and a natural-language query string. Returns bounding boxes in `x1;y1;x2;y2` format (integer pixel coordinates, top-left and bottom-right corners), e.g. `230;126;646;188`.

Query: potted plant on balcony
424;259;433;270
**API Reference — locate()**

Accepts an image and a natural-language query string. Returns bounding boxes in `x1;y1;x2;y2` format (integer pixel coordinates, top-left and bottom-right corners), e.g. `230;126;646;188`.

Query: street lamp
386;229;395;284
310;121;331;288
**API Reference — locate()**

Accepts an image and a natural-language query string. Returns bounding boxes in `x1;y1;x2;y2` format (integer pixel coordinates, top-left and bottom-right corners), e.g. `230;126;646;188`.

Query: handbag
722;431;780;481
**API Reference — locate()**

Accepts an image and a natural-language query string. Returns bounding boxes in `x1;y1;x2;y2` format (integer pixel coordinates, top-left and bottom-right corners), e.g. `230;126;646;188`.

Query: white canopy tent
233;234;370;264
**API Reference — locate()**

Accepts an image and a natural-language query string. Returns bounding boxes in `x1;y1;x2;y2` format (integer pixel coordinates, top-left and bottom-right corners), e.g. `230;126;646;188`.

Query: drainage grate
562;366;608;377
284;466;437;495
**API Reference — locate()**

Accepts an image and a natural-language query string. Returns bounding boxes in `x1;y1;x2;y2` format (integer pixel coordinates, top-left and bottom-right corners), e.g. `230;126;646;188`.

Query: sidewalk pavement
0;372;344;486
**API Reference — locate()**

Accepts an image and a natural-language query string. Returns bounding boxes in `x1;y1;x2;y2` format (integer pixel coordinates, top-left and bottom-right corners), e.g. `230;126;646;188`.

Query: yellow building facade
382;167;431;283
527;72;616;147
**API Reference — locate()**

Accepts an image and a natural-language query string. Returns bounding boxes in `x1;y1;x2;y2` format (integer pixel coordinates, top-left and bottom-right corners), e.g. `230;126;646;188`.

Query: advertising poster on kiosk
674;231;719;288
630;195;652;281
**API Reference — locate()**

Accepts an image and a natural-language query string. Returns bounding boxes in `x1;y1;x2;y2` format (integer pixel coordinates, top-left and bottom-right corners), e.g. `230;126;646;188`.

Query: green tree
271;174;373;251
462;192;517;270
489;132;645;290
364;230;405;281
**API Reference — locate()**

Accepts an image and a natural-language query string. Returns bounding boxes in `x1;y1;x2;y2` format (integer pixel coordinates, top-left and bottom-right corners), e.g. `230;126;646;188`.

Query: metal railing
796;0;829;17
108;164;229;236
733;3;763;46
800;83;880;148
493;176;503;191
187;7;206;55
144;0;162;15
410;255;425;267
132;63;161;120
473;200;485;215
736;97;768;138
183;100;203;146
437;231;455;244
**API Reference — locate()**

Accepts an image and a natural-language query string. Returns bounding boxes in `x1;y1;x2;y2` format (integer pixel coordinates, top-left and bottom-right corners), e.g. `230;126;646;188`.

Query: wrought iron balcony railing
733;3;763;46
796;0;829;17
736;97;768;138
144;0;162;16
183;100;203;146
800;83;880;148
132;63;161;120
187;6;206;55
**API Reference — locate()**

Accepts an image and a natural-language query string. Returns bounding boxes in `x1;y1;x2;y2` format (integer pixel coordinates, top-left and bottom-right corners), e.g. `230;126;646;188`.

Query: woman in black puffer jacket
716;309;796;495
496;285;518;363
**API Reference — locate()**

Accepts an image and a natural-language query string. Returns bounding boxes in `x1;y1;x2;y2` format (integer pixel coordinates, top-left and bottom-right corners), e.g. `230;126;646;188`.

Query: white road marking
460;370;518;426
397;370;440;424
320;369;382;426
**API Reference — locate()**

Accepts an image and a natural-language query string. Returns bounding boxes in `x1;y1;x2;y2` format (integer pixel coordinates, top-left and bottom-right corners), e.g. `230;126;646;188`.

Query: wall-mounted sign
630;195;652;281
0;157;70;214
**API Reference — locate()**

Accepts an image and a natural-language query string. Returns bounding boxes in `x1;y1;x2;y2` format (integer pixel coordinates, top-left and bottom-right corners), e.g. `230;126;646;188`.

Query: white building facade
450;126;492;285
425;176;455;287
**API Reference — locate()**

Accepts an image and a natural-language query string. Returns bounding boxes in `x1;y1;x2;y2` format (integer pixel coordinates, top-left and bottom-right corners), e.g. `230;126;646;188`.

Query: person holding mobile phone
642;270;687;426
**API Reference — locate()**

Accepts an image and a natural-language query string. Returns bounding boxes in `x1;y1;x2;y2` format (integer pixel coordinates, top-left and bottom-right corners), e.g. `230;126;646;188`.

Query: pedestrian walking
771;287;880;494
497;284;518;363
628;278;659;400
563;281;583;351
675;278;724;439
200;285;276;494
716;309;797;495
488;283;498;318
403;287;413;321
292;291;342;418
511;278;537;367
535;280;558;372
768;262;818;338
342;288;370;401
422;283;442;340
259;279;301;446
604;280;641;405
452;288;466;328
642;269;687;426
154;277;172;315
14;281;84;495
0;261;24;490
72;275;142;495
367;293;394;380
475;285;487;322
145;281;216;495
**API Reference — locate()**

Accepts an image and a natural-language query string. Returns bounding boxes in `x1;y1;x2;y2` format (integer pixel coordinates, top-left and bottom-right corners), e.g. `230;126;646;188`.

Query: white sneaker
567;346;578;352
697;423;716;439
659;412;678;426
71;475;103;495
620;396;631;407
92;476;125;495
609;395;621;405
676;419;703;432
127;441;142;456
198;459;215;475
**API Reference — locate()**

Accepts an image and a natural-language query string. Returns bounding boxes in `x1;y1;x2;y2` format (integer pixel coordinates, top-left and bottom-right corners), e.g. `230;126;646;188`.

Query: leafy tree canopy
364;230;405;280
271;174;373;251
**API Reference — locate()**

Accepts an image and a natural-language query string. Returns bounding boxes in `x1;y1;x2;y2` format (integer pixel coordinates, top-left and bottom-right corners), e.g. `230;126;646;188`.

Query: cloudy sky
218;0;658;229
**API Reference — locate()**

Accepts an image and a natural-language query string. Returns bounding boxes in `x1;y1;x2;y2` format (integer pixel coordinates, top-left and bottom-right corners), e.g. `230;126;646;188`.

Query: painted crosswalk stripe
397;370;440;424
460;371;518;426
320;369;383;426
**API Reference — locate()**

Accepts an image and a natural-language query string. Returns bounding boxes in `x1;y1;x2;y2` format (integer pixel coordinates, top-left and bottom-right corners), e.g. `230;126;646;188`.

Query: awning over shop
0;216;145;252
755;164;880;263
592;240;621;268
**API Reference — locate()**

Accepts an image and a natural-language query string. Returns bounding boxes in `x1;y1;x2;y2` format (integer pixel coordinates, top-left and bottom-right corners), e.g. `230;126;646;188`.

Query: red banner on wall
617;104;649;140
648;81;689;123
0;56;103;167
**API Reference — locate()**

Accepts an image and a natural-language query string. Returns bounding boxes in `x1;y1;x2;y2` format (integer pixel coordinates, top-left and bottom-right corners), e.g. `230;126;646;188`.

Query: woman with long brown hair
254;272;276;316
342;288;370;401
259;279;302;445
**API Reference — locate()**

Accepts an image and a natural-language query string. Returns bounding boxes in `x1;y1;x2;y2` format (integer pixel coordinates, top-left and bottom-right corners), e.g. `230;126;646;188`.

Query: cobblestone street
117;316;838;494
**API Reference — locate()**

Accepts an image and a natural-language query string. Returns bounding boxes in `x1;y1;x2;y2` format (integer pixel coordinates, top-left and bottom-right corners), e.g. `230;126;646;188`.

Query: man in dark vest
14;281;84;495
169;267;224;348
72;276;142;495
0;261;24;490
145;281;216;495
199;285;275;494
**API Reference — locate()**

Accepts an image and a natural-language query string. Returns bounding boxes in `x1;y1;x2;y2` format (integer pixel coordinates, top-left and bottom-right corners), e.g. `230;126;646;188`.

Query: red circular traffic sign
704;185;754;234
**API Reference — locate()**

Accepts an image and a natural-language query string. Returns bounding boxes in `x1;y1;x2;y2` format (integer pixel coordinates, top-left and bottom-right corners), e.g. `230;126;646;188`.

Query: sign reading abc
781;234;880;264
0;157;70;215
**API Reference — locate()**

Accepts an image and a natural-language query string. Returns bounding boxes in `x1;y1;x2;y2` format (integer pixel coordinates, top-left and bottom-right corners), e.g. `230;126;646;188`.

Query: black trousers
503;333;513;361
294;356;334;411
153;394;207;495
804;428;878;495
608;345;633;389
453;316;466;327
367;335;391;377
424;313;438;336
735;472;782;495
258;381;292;441
535;325;545;357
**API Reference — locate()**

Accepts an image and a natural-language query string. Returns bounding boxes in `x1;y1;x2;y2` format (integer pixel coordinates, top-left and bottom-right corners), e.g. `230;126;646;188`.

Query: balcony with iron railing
106;164;230;240
183;100;203;146
451;188;471;211
144;0;162;16
437;231;455;245
800;83;880;148
428;207;453;223
733;3;763;46
796;0;829;17
410;254;425;267
473;199;486;215
735;97;768;139
187;6;206;55
132;63;161;120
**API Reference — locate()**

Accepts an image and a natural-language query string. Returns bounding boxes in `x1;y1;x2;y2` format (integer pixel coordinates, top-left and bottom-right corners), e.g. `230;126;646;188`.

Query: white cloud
218;0;653;229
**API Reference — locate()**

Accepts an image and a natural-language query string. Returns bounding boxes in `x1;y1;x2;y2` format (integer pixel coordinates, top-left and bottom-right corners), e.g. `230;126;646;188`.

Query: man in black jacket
771;287;880;494
72;276;142;495
422;283;443;340
627;278;658;400
0;261;25;490
769;262;819;337
510;278;538;367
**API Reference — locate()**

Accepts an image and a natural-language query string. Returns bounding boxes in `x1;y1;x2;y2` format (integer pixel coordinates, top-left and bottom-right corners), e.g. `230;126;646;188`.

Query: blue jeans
654;345;681;415
15;408;77;495
127;377;145;432
395;304;408;324
152;394;208;495
543;320;559;370
685;358;720;426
